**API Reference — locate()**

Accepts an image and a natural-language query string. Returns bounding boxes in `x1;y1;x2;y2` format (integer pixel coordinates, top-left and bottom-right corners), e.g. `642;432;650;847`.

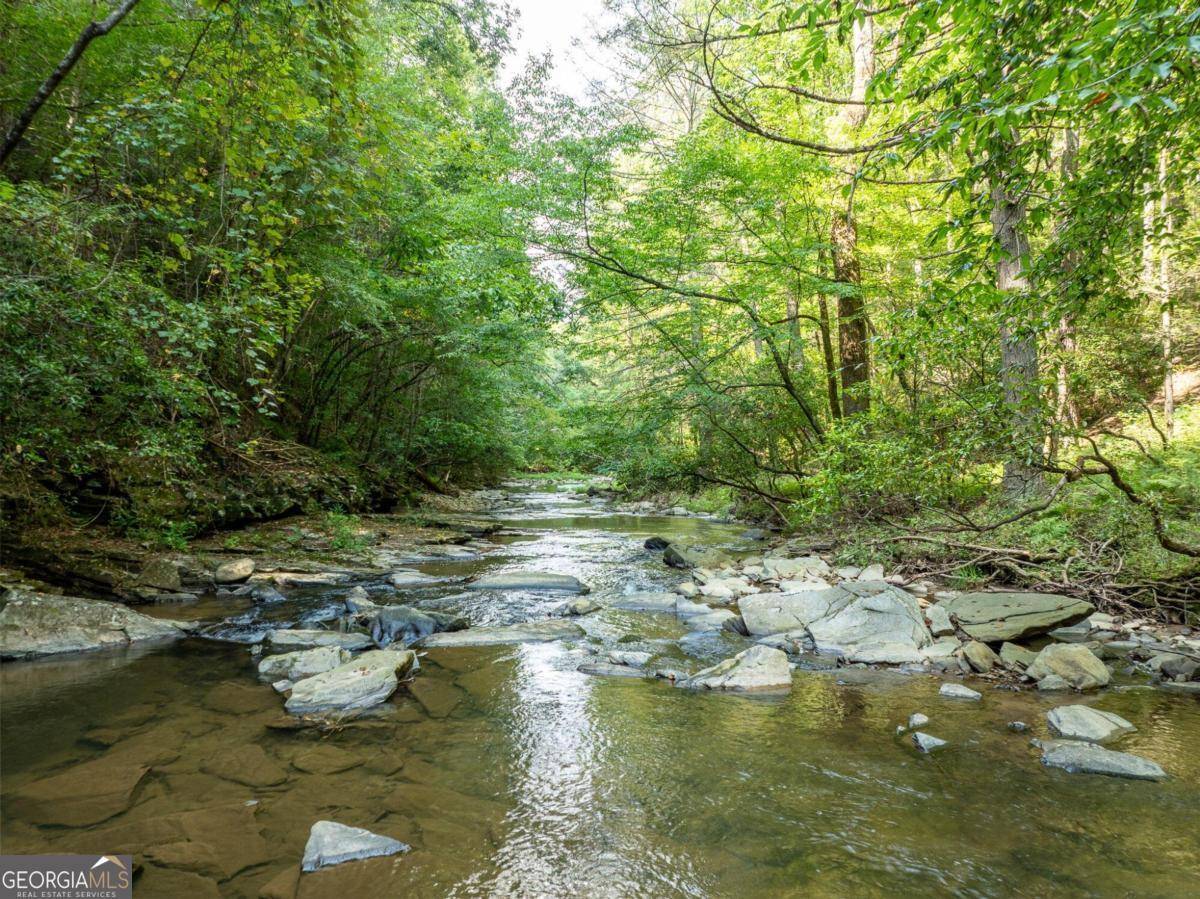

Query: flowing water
2;484;1199;897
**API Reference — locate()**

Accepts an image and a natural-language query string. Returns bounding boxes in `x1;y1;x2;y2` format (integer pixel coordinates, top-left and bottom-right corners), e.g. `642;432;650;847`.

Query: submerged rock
214;558;255;584
1046;705;1136;744
302;820;410;871
417;619;583;647
1026;643;1110;691
939;682;981;701
578;661;647;678
607;591;679;612
285;650;416;715
7;753;151;826
1039;740;1166;781
467;571;589;593
937;592;1093;642
677;645;792;692
0;589;190;659
907;712;930;730
607;649;652;667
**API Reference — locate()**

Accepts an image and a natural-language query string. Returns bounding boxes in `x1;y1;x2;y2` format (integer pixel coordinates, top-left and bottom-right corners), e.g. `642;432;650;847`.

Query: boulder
343;586;380;616
858;563;886;581
1046;705;1136;744
1037;674;1072;691
999;642;1038;669
214;558;255;584
912;732;947;753
1026;644;1110;691
761;556;830;580
258;646;351;681
267;630;372;652
939;682;981;701
663;544;730;570
417;619;583;648
139;558;182;591
677;645;792;692
962;641;999;673
557;597;601;616
925;603;955;637
0;590;189;659
467;571;589;593
937;592;1093;642
607;650;652;667
369;605;465;647
285;650;416;715
907;712;930;729
301;821;410;872
1039;740;1166;781
643;536;671;551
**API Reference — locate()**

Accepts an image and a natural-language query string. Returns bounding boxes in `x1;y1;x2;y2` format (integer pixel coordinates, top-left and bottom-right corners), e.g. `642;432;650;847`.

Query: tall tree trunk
816;294;841;420
1142;149;1175;440
1051;128;1081;462
830;8;874;416
991;140;1043;496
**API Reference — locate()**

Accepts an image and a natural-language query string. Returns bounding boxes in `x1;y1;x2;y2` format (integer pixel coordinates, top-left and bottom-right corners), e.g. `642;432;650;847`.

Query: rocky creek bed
1;480;1199;897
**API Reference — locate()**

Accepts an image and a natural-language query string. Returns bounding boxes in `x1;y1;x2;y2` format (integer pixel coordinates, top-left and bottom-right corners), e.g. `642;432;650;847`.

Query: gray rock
677;644;792;692
908;712;930;729
664;544;730;570
0;590;189;659
1154;652;1199;682
417;619;584;648
925;603;955;637
999;642;1038;669
557;597;601;616
138;558;182;591
962;640;999;672
343;586;380;616
937;592;1093;642
214;558;255;584
607;650;652;667
577;661;647;678
1026;643;1110;691
1008;721;1029;733
285;650;416;715
606;592;678;612
468;571;589;593
369;605;465;647
643;536;671;551
939;682;981;701
912;732;947;753
301;820;409;871
388;569;441;588
1046;705;1136;744
858;563;886;581
258;646;351;681
1037;674;1072;691
1039;740;1166;781
267;629;372;652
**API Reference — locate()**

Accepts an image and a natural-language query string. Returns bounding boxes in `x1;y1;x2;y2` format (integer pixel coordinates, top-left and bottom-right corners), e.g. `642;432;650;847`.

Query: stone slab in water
1039;740;1166;781
417;619;583;647
939;682;981;701
258;646;351;681
578;661;647;678
1046;705;1136;744
467;571;589;593
285;650;416;715
937;592;1093;642
0;589;189;659
912;731;947;753
7;754;150;826
302;820;410;871
677;644;791;692
267;629;373;651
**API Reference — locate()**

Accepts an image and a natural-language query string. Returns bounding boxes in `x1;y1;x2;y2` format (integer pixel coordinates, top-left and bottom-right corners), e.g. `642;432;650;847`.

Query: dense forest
2;0;1198;601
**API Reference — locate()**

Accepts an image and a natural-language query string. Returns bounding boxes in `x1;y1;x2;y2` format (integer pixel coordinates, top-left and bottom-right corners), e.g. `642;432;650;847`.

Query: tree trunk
1158;150;1174;441
1051;128;1081;461
990;141;1042;496
816;294;841;419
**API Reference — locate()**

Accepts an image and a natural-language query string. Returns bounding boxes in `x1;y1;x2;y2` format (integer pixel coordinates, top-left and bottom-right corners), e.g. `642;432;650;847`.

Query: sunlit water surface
3;486;1199;897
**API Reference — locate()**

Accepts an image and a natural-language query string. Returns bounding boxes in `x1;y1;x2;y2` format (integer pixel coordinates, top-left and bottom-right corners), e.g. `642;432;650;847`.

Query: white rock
214;558;255;584
302;820;409;871
939;682;981;701
1046;705;1136;744
908;712;930;729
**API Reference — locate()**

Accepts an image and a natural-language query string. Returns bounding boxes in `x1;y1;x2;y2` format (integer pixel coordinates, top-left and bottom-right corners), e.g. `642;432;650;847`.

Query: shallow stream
2;484;1199;897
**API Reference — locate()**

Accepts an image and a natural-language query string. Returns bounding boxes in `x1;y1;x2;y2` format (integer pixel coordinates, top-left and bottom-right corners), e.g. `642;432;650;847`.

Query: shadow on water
2;483;1199;896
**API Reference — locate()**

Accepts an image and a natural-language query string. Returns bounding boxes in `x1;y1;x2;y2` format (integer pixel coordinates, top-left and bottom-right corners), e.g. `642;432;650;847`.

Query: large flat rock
302;820;409;872
1047;705;1136;744
0;589;189;659
937;592;1093;642
267;629;373;651
285;650;416;715
1039;740;1166;781
467;571;589;593
8;754;150;826
417;619;583;647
